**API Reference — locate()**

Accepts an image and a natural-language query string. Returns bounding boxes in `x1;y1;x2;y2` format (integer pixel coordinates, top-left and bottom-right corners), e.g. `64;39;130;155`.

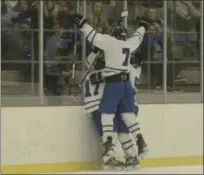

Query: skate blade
139;148;148;160
124;164;140;171
103;165;125;171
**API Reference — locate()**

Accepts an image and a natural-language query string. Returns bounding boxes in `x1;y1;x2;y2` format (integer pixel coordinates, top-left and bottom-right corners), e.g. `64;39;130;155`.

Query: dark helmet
112;26;128;41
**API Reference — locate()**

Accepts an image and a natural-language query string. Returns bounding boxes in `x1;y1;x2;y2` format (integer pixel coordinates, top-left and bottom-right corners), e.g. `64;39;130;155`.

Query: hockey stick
72;2;81;79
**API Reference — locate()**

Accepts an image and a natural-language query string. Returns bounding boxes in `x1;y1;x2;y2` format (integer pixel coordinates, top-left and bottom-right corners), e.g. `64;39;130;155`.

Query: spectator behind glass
133;8;164;89
87;1;109;33
168;1;201;52
106;0;122;25
1;1;12;57
86;1;109;54
143;8;184;90
146;8;157;21
166;1;200;86
135;8;186;90
55;1;75;29
2;0;19;27
1;0;21;57
12;1;38;28
10;1;39;81
44;1;56;30
44;22;72;102
53;1;77;55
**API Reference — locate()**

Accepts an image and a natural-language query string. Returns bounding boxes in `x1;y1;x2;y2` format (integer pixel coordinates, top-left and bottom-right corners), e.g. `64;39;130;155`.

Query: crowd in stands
1;0;202;99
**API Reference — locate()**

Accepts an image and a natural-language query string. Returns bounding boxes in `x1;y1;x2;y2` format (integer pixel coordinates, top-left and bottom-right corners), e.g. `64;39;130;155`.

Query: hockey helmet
112;25;128;41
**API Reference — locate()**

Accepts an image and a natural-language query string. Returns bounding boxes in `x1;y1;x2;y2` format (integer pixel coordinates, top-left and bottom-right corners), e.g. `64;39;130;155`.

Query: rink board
1;156;203;174
1;104;203;174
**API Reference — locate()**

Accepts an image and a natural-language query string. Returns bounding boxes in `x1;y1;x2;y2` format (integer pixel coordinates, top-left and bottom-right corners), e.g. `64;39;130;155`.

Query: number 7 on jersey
122;48;130;66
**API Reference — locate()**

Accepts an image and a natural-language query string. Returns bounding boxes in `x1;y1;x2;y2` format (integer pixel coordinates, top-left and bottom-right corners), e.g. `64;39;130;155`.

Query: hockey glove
72;14;87;28
90;72;104;84
95;57;105;70
92;46;101;54
136;16;151;31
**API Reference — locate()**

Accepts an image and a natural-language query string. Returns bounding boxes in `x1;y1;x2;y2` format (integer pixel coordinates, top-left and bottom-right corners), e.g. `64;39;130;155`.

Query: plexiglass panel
1;0;203;106
166;1;202;103
127;0;165;103
1;1;40;106
43;0;84;105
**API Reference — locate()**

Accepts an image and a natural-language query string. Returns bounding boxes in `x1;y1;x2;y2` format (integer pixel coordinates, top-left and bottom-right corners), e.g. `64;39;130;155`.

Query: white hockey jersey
81;24;145;76
84;65;141;114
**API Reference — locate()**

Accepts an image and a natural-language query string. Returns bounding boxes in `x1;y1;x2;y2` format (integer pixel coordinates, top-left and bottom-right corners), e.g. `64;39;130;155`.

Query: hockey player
84;42;147;170
72;13;150;167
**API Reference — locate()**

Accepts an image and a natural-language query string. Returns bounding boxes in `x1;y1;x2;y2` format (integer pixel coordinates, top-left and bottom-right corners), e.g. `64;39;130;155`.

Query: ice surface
68;166;203;174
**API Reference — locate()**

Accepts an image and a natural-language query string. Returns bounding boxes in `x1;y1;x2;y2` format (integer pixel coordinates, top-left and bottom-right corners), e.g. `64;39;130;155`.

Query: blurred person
105;0;122;25
44;1;82;97
2;0;19;25
87;1;108;29
166;1;201;86
1;1;10;57
149;23;164;90
134;23;160;90
44;1;61;53
12;1;38;28
44;22;72;104
54;1;80;56
133;9;164;90
145;8;157;21
86;1;109;54
135;8;186;90
167;1;201;53
56;0;75;29
11;1;39;81
1;0;20;57
134;20;186;91
44;1;56;30
145;8;164;29
87;1;109;32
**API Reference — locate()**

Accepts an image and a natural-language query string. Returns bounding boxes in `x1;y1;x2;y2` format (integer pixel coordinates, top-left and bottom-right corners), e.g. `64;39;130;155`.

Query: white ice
68;166;203;174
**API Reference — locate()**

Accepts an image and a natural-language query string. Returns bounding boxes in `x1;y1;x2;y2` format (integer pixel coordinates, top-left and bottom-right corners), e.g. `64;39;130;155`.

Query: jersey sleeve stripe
106;66;128;71
135;30;143;38
86;29;95;40
84;99;101;105
85;106;99;114
132;33;142;43
85;104;99;111
104;70;118;74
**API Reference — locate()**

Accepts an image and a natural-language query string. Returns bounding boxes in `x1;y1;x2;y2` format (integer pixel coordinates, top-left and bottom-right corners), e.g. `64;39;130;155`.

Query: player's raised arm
72;14;115;50
126;17;150;52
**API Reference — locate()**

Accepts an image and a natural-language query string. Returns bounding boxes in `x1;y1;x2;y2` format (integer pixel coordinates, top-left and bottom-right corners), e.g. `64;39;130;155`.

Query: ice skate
124;156;140;171
137;134;148;160
102;136;125;171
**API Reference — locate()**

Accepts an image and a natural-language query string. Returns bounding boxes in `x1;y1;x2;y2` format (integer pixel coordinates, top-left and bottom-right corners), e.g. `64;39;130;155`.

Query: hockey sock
121;113;142;140
101;113;117;145
118;133;137;157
